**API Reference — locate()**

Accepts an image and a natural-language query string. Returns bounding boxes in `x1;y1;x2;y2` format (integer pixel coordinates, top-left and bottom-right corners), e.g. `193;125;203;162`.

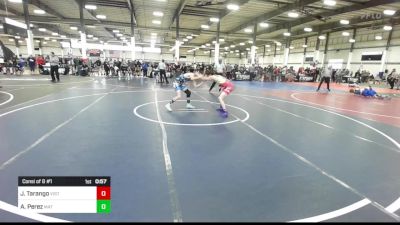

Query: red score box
97;186;111;200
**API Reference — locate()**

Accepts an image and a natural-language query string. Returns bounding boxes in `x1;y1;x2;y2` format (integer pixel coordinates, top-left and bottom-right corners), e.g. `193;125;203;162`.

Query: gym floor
0;75;399;222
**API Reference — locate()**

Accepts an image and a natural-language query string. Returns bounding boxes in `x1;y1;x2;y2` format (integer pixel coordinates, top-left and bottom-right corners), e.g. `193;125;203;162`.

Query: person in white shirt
158;59;169;84
209;59;225;92
316;65;332;92
49;52;60;82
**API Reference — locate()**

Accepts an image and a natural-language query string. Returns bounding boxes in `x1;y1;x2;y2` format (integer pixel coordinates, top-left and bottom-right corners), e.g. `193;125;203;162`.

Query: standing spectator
36;55;45;74
387;69;397;89
104;60;110;77
27;55;36;74
316;65;332;92
49;52;60;82
226;63;233;80
158;59;168;84
142;62;148;77
17;55;26;76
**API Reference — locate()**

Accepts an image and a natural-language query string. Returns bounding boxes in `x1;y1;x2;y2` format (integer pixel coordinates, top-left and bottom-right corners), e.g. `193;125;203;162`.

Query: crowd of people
0;54;399;90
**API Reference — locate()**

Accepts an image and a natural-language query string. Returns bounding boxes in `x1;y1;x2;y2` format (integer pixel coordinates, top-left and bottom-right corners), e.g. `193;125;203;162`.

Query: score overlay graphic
18;176;111;213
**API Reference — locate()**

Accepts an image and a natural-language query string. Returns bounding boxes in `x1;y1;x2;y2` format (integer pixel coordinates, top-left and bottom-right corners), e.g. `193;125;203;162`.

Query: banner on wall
109;50;121;58
328;59;344;69
87;49;102;57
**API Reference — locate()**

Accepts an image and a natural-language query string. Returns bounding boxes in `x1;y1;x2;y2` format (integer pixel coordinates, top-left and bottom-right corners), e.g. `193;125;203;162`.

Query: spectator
17;55;25;76
27;55;36;74
158;59;168;84
387;69;397;89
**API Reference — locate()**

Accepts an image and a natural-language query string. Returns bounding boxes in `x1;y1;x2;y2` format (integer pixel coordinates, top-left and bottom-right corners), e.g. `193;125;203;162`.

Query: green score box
97;200;111;213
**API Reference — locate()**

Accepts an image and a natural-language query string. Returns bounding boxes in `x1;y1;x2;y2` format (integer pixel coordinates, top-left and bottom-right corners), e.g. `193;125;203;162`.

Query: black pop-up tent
0;40;16;62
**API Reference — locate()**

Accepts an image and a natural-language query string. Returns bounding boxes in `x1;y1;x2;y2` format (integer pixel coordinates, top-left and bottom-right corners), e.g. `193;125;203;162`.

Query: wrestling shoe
186;103;195;109
220;110;228;118
165;103;172;112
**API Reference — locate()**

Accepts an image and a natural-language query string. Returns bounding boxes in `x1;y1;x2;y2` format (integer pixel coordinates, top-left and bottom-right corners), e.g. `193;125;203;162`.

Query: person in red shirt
36;55;45;74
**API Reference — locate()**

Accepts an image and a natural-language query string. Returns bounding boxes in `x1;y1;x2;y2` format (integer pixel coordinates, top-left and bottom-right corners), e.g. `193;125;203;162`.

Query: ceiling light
100;41;104;44
224;47;229;50
304;27;312;32
153;11;164;17
265;44;270;47
201;45;205;48
227;4;239;11
230;45;235;48
248;40;253;44
276;42;282;46
15;36;20;39
113;30;120;33
230;51;233;53
323;0;336;6
44;37;50;40
210;17;219;22
206;43;210;46
201;25;210;29
240;42;245;46
246;48;250;50
383;25;392;31
35;40;40;43
52;39;57;42
38;28;46;32
152;20;161;25
349;39;355;43
96;15;106;19
340;20;349;25
288;12;299;18
212;41;216;44
183;38;188;42
61;35;66;38
87;34;94;38
187;36;192;39
383;9;396;16
244;28;252;33
18;40;23;43
85;4;97;10
43;41;47;44
219;38;224;42
93;37;98;40
302;44;308;48
283;32;291;36
276;48;281;51
52;32;59;36
267;49;271;52
87;25;96;28
289;46;294;49
70;26;78;30
375;35;383;40
9;38;14;42
259;22;269;28
116;33;123;37
33;9;45;15
319;35;326;40
342;31;350;36
235;50;239;52
8;0;22;3
151;33;157;36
